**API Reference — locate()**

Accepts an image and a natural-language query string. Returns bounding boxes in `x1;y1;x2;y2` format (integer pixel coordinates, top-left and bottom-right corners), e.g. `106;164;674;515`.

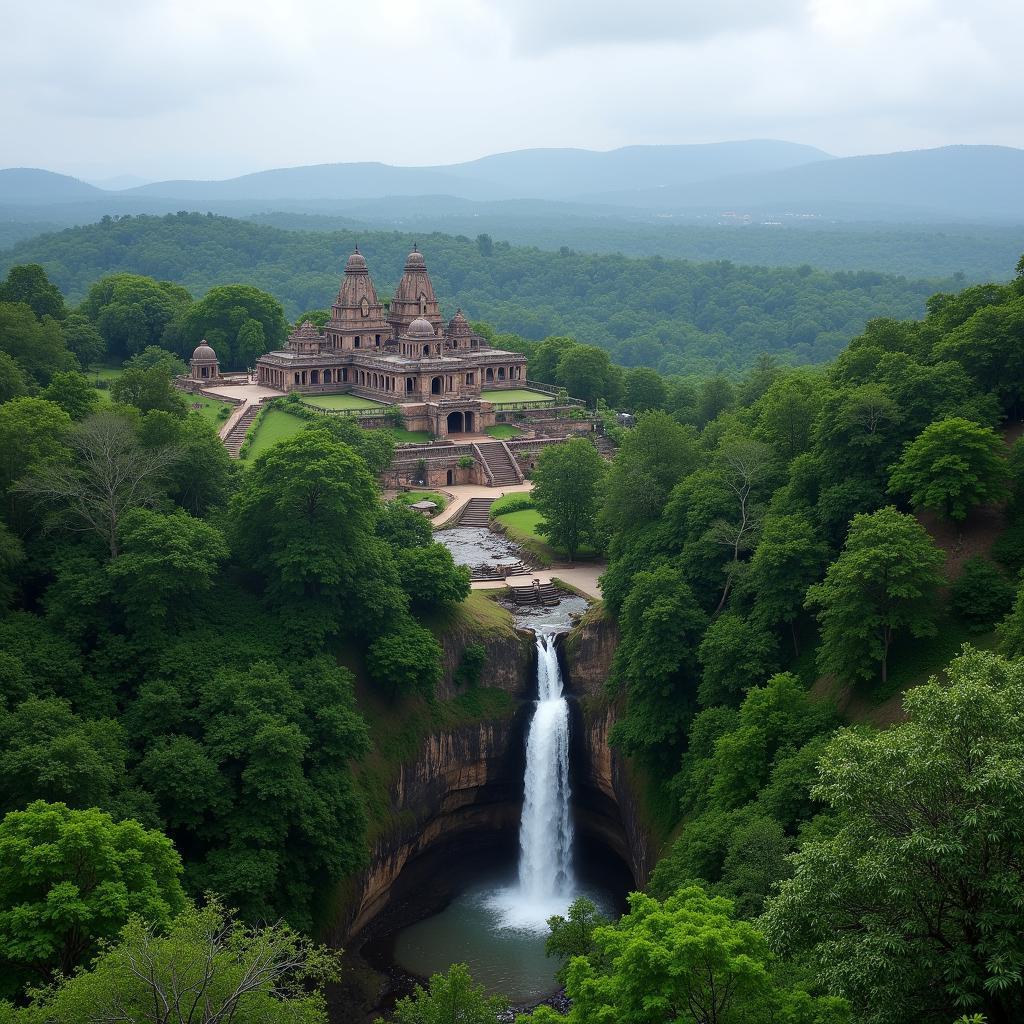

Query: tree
41;370;100;420
395;544;471;613
763;647;1024;1024
16;898;337;1024
80;273;192;360
747;512;828;655
17;411;181;559
0;302;74;384
0;265;65;321
367;622;443;698
0;698;127;816
531;437;606;561
556;344;616;407
124;344;187;376
111;363;189;416
60;312;106;370
381;963;507;1024
0;353;28;404
806;507;944;684
752;370;825;463
889;417;1009;524
950;556;1014;633
108;507;228;628
545;897;606;983
0;801;185;997
623;366;667;412
697;613;778;706
532;887;848;1024
0;398;72;504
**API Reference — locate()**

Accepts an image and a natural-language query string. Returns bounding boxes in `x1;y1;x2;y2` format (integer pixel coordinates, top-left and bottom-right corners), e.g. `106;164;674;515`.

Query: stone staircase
592;433;617;457
510;581;560;606
223;404;259;459
469;560;529;582
457;497;495;527
474;441;521;485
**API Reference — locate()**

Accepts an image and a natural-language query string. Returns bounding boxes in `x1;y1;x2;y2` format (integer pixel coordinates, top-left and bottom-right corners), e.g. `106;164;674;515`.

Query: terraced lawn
302;394;387;411
481;389;555;405
484;424;522;439
242;409;308;460
183;393;234;427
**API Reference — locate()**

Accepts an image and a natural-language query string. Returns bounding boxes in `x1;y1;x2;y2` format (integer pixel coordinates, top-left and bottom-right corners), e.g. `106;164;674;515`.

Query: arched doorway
485;368;494;383
464;411;475;432
447;411;464;433
446;469;454;486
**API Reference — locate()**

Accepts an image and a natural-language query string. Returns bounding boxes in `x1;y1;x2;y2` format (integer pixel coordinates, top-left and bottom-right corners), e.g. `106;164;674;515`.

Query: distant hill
588;145;1024;221
0;168;105;204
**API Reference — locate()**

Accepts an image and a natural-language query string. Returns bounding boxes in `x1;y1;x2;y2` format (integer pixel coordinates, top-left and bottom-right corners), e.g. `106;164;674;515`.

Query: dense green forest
2;253;1024;1023
0;212;954;375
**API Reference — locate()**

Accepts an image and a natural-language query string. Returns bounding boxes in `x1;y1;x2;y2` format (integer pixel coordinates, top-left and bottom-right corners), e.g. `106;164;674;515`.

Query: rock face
333;602;653;942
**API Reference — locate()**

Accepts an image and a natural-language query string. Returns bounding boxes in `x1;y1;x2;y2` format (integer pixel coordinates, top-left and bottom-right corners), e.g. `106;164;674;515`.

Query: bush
490;493;535;517
367;622;443;698
454;642;487;689
394;491;448;514
951;557;1015;633
457;455;475;469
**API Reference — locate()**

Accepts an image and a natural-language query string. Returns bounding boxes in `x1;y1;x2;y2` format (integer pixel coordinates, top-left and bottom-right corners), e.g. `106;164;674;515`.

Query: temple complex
248;247;529;437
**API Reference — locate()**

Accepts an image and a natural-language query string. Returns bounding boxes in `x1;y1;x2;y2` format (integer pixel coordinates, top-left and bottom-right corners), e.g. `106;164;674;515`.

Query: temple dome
345;249;367;272
404;249;426;270
408;317;434;338
191;340;217;361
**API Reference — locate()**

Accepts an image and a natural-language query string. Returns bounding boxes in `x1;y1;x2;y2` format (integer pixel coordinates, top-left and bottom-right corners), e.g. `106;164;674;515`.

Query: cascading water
518;632;575;901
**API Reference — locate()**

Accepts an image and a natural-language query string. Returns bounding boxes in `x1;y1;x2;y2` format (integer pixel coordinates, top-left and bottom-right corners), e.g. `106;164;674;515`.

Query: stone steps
223;404;259;459
469;560;528;581
474;441;521;486
457;497;495;527
510;582;560;606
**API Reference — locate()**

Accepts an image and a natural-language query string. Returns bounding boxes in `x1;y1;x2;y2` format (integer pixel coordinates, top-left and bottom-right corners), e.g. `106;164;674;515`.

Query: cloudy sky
1;0;1021;182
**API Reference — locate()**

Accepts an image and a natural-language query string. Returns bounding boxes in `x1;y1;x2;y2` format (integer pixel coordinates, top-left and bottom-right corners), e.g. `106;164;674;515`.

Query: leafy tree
0;353;28;405
41;370;100;420
367;622;443;698
0;302;74;384
601;411;698;532
696;373;736;427
610;565;707;765
815;383;903;484
14;898;338;1024
17;411;181;559
889;417;1008;523
950;557;1014;633
623;366;667;411
556;343;618;407
124;344;187;376
170;284;287;369
377;501;434;549
157;413;234;516
108;507;228;628
110;363;188;416
60;312;106;370
752;369;826;462
0;398;72;507
395;544;470;613
531;437;606;561
545;896;606;984
80;273;192;360
0;801;185;997
0;698;128;816
381;963;507;1024
747;512;828;655
806;507;944;684
0;265;65;320
529;887;848;1024
697;612;778;707
0;523;23;609
717;814;792;918
763;647;1024;1024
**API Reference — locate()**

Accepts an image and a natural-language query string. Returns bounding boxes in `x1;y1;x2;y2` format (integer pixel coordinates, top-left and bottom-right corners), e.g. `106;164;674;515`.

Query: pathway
470;564;605;601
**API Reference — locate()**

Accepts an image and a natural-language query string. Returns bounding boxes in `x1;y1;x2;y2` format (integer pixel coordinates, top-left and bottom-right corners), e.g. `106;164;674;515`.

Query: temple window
354;336;360;348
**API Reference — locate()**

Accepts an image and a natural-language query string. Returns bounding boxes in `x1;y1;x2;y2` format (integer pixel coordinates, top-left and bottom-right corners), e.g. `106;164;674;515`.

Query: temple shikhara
249;247;528;437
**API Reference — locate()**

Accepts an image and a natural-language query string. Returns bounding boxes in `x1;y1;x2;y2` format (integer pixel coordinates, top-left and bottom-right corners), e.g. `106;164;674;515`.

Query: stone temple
251;247;529;437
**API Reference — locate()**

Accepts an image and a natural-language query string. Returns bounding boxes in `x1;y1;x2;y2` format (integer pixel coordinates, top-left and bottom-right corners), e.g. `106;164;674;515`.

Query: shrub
454;642;487;689
490;493;535;517
367;622;443;698
951;556;1015;633
457;455;475;469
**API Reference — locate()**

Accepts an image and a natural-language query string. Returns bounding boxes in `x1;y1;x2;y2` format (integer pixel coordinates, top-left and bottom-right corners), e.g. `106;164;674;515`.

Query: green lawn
496;508;600;565
484;424;522;439
482;389;554;405
394;491;448;515
390;429;433;444
242;409;308;460
302;394;387;411
183;393;234;427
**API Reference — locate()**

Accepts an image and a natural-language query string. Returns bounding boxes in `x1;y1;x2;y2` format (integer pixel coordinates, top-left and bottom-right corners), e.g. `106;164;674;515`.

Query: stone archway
447;411;465;434
464;411;475;432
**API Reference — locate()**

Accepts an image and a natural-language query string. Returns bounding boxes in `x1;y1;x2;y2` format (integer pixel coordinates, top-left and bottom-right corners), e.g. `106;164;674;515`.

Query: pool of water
508;595;591;633
381;853;624;1005
437;526;524;569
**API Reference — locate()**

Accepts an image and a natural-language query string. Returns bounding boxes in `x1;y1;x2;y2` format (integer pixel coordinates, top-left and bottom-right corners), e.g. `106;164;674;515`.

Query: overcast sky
1;0;1021;182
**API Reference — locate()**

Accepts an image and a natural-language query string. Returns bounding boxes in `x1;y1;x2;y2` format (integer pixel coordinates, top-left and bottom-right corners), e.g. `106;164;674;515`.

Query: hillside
0;168;106;204
0;212;951;375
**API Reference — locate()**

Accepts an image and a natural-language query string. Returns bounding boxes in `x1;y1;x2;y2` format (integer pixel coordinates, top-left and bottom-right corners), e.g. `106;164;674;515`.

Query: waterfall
515;631;575;910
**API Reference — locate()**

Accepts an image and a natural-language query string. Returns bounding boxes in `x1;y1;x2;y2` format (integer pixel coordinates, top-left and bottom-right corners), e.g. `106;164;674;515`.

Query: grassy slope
484;424;522;439
497;508;600;564
242;408;307;459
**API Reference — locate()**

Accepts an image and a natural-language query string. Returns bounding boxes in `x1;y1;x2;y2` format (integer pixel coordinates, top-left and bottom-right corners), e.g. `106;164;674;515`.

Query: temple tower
388;246;444;337
325;249;391;351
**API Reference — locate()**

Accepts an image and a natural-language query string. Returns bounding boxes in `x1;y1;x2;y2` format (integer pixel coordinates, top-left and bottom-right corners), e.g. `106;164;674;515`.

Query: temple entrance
446;470;454;486
447;411;465;433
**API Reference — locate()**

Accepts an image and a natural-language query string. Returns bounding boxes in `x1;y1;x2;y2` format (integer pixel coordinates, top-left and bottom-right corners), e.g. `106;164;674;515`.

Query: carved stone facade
254;247;528;437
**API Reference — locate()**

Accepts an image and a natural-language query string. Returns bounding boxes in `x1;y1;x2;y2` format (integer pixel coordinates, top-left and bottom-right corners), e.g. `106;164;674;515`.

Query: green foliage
536;887;848;1024
950;557;1014;633
79;272;192;360
531;437;606;561
697;612;779;706
454;641;487;689
0;397;72;501
0;353;28;405
544;896;606;984
59;313;105;370
763;646;1024;1024
367;622;443;699
395;543;471;614
0;801;185;997
15;898;337;1024
40;370;100;420
380;963;508;1024
0;265;65;320
0;302;74;385
889;417;1009;522
489;492;535;516
110;362;188;416
806;507;944;685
